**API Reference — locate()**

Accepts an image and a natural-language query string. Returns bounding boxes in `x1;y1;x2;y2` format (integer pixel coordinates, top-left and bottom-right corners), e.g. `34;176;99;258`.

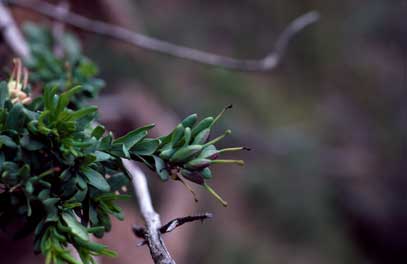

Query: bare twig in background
99;0;145;32
122;159;176;264
8;0;319;72
51;1;69;57
133;213;213;246
0;1;30;59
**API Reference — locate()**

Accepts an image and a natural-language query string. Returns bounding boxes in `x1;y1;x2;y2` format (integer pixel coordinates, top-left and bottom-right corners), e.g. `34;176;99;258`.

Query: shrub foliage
0;25;246;264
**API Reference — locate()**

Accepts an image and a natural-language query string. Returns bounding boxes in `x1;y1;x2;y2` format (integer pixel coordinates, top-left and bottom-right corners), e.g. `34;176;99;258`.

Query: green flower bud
180;169;204;185
159;148;176;160
201;168;213;179
183;127;192;146
181;113;198;128
185;158;211;170
192;128;210;145
170;145;203;163
153;155;169;181
198;145;218;159
171;124;185;146
191;117;214;137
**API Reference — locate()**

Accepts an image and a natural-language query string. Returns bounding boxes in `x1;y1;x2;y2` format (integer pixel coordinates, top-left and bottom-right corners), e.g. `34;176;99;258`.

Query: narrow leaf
82;167;110;192
113;124;154;149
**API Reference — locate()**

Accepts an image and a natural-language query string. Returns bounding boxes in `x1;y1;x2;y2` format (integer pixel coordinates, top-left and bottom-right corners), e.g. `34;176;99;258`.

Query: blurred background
1;0;407;263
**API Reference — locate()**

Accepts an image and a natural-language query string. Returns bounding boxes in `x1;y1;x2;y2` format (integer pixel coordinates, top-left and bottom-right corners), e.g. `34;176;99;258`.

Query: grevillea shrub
0;24;246;263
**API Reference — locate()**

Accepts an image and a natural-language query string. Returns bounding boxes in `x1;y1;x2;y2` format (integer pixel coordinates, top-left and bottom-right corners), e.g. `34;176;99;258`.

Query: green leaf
23;23;51;46
99;132;113;150
107;172;129;191
43;86;58;111
132;138;160;156
81;154;97;167
38;189;50;201
87;226;105;234
113;124;154;149
73;236;107;252
74;188;88;202
6;103;26;131
94;151;112;162
63;33;82;62
62;212;89;241
0;135;17;148
76;176;88;190
89;204;99;226
77;58;98;78
110;143;130;158
91;125;105;139
0;81;9;108
43;198;60;222
152;155;169;181
56;86;82;115
17;164;31;179
0;152;4;168
20;134;44;150
60;252;82;264
68;106;97;121
82;167;110;192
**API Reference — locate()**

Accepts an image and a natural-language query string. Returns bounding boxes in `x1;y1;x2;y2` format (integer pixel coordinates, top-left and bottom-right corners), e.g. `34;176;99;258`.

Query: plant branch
122;159;176;264
133;213;213;246
160;213;213;234
0;1;30;59
8;0;319;72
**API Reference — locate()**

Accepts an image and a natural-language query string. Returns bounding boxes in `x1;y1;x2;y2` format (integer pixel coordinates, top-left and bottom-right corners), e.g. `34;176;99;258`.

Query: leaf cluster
145;108;248;206
0;82;134;263
23;23;104;109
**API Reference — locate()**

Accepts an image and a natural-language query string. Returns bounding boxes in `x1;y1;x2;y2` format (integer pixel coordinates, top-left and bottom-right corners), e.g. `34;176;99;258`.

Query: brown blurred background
1;0;407;263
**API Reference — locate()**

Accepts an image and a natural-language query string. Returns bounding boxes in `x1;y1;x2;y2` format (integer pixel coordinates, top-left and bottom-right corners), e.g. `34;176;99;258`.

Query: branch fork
133;213;213;246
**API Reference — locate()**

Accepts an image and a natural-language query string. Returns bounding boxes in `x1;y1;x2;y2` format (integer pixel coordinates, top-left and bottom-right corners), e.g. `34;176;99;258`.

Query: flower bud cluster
152;106;249;206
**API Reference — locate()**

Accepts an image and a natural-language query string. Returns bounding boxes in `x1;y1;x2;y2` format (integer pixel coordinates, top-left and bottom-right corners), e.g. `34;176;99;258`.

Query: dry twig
0;1;30;59
8;0;319;72
122;159;176;264
51;1;69;57
133;213;213;246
